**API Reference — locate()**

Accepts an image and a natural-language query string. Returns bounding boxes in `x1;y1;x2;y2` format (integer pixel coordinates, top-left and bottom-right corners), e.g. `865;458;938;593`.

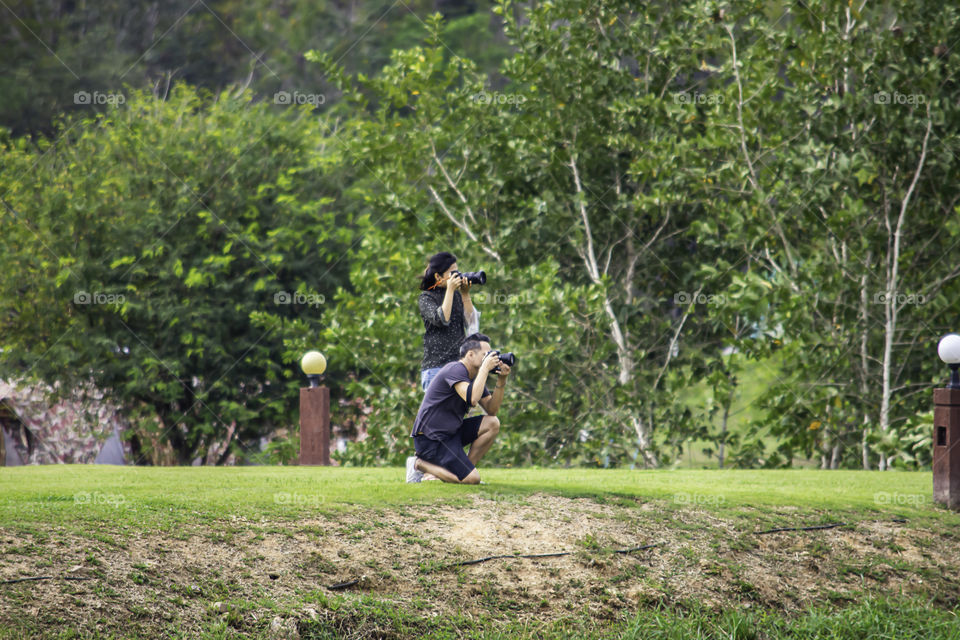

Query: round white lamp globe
301;351;327;375
938;334;960;364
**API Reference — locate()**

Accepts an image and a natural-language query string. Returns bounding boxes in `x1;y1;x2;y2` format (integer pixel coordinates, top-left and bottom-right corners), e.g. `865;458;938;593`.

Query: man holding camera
406;333;511;484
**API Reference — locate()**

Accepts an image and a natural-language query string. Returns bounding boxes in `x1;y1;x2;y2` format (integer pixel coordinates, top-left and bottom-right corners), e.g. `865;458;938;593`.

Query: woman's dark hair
419;252;457;291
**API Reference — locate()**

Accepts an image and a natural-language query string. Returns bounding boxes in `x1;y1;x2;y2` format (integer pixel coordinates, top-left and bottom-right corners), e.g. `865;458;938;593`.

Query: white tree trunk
859;269;872;470
878;112;931;470
631;416;659;468
569;152;654;463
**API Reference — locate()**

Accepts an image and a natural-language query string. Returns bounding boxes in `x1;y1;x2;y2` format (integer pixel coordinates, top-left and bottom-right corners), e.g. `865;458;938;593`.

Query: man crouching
406;332;511;484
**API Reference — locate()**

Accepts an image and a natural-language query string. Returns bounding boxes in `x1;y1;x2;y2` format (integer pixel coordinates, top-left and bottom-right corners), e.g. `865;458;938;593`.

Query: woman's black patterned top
419;289;466;370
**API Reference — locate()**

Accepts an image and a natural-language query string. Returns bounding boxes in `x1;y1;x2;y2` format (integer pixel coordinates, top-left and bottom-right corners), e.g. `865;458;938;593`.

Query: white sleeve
465;308;481;335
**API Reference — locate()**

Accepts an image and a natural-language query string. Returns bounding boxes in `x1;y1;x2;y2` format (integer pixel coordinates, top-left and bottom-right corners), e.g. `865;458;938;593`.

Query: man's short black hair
460;333;490;358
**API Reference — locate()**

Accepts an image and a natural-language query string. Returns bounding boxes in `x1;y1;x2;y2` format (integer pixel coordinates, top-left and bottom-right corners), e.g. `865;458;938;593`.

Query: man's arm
453;372;490;407
453;355;498;406
479;363;510;415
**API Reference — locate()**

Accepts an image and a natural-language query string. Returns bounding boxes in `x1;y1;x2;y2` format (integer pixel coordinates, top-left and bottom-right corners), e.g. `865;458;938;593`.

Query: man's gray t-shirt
410;361;490;440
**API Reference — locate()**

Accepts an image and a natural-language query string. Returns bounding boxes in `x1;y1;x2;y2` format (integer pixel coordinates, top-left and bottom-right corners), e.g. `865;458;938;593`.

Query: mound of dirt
1;494;957;637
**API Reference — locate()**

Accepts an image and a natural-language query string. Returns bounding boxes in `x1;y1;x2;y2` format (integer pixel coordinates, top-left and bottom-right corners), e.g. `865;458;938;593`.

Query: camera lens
458;270;486;285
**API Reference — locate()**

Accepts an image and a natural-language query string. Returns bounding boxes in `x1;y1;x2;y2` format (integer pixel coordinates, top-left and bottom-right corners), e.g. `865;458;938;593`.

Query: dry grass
2;492;958;637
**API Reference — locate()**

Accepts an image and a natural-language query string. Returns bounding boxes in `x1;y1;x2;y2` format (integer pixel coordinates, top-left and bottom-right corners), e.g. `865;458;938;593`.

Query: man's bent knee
461;469;481;484
482;415;500;435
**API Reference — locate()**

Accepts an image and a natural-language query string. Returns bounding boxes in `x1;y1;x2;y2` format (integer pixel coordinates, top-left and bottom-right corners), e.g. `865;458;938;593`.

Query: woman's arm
439;273;462;323
465;307;481;335
420;293;448;327
420;273;463;327
461;289;474;325
460;279;479;333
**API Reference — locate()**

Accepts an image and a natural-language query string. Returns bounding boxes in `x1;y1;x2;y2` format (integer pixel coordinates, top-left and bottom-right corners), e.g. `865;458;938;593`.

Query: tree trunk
631;416;659;468
157;404;195;465
859;268;872;470
861;418;870;470
569;151;655;465
718;406;728;470
718;387;733;469
879;112;931;470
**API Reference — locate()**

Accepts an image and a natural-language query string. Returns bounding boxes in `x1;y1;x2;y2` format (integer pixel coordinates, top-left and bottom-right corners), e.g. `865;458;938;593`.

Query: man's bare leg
467;415;500;465
413;416;499;485
415;458;481;484
415;458;460;483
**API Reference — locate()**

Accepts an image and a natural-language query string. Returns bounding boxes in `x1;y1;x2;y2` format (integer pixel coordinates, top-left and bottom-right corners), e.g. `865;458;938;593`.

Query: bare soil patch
1;494;957;637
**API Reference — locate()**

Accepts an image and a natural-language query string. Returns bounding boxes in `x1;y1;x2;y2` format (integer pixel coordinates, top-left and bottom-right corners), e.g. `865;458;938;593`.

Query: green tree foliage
694;1;960;469
292;3;738;468
2;0;958;469
0;0;509;138
291;0;960;469
0;85;351;463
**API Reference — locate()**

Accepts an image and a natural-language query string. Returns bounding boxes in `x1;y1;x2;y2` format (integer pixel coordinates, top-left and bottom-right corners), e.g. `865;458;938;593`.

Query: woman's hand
458;278;471;295
445;273;463;292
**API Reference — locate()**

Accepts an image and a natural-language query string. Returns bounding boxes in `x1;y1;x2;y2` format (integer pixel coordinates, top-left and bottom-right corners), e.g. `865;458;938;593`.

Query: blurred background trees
1;0;958;468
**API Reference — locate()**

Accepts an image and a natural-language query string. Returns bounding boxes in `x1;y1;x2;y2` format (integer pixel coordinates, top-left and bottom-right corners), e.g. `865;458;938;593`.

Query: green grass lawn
0;466;942;514
1;467;958;639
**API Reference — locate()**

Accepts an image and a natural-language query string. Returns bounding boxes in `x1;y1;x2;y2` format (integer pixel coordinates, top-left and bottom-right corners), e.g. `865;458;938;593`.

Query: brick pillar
933;388;960;510
299;385;330;466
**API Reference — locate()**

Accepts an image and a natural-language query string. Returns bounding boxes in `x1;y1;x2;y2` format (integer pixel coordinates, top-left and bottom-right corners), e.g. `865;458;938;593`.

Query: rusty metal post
933;388;960;510
299;385;330;466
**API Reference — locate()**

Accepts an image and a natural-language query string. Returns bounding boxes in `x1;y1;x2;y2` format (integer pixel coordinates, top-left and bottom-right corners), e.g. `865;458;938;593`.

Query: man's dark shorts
414;416;483;481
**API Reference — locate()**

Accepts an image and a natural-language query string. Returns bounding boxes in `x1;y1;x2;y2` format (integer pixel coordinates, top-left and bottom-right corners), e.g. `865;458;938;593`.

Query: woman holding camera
418;252;480;391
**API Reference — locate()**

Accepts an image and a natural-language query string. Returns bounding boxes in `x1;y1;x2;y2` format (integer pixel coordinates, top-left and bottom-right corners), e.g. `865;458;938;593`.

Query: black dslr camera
453;270;486;285
486;350;516;374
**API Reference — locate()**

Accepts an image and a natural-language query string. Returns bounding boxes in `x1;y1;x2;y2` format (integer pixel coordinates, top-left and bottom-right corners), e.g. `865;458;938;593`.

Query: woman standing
418;252;480;391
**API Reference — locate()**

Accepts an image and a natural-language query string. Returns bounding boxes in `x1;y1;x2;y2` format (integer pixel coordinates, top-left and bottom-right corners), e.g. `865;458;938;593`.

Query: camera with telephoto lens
453;270;486;285
486;350;516;374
